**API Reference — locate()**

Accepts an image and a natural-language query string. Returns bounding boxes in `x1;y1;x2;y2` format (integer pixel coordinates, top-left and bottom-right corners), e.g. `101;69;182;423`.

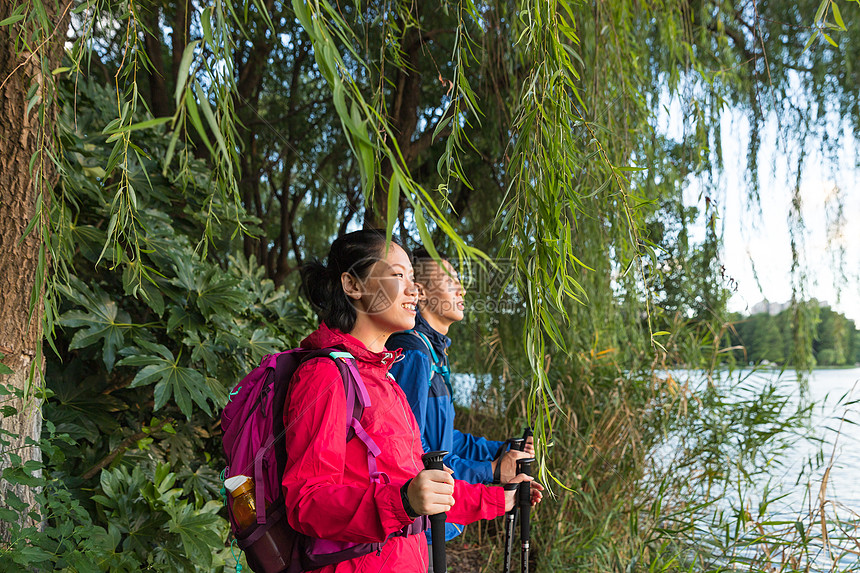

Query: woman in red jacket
282;230;541;572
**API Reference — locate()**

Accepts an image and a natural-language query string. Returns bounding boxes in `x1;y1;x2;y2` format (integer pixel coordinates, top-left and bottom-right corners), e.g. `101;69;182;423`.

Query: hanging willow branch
290;0;488;265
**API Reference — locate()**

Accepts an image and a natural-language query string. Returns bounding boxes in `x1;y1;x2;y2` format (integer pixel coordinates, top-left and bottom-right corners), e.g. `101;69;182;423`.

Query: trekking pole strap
492;437;526;484
520;426;533;451
491;438;513;484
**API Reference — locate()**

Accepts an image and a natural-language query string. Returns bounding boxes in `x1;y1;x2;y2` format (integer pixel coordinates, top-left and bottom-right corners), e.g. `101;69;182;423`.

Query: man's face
415;259;465;324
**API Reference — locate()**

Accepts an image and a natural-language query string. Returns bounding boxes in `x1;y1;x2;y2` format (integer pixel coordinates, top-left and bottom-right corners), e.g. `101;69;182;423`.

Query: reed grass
451;363;859;572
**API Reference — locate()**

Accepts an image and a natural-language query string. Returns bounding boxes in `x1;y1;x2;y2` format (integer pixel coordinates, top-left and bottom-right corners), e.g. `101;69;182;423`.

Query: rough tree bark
0;2;70;539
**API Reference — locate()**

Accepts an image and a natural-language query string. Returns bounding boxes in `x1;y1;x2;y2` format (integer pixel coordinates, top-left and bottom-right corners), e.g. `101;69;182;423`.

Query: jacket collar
301;323;401;370
414;311;451;352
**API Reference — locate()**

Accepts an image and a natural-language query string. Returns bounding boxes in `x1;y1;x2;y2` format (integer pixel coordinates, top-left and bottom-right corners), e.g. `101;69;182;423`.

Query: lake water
455;368;860;569
753;367;860;510
675;367;860;571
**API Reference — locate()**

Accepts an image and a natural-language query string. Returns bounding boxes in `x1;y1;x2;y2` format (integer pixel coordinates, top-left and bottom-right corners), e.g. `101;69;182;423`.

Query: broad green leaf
169;257;246;318
178;466;222;503
0;506;19;522
2;461;47;488
2;491;27;514
166;503;222;569
141;281;166;315
243;328;283;362
183;331;219;373
59;282;132;370
167;305;199;333
11;546;53;565
194;269;246;317
0;353;12;375
120;350;213;418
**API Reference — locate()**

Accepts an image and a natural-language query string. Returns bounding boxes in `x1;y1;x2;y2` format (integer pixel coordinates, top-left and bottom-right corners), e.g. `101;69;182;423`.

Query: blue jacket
387;312;504;542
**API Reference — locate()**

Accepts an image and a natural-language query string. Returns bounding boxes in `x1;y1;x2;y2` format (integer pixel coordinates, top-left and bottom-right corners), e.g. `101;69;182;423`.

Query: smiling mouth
402;303;417;312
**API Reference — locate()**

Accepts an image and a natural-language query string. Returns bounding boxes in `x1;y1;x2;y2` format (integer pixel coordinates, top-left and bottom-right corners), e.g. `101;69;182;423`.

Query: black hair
301;229;405;333
411;246;448;284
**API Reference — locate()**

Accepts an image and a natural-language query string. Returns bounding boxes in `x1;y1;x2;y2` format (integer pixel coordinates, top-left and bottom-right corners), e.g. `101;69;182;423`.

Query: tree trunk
0;2;70;539
364;23;443;229
143;5;170;118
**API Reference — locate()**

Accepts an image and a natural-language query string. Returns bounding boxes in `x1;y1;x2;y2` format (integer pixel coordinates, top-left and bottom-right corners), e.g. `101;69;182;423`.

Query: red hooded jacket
281;323;506;572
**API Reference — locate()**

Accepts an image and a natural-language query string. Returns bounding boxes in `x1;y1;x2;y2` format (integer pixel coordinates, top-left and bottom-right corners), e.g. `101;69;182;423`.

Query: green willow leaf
831;1;846;30
174;41;199;108
0;14;25;27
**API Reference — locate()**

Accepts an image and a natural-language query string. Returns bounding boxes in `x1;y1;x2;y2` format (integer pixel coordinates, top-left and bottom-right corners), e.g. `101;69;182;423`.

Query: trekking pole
502;481;519;573
421;451;449;573
502;433;528;573
517;457;535;573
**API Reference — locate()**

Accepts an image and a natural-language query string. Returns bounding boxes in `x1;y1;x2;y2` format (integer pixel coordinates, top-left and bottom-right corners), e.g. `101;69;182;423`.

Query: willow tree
0;0;71;536
1;0;857;567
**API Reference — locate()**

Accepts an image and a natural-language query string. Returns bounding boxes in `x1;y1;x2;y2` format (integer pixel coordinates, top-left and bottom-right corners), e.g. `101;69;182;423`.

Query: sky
718;110;860;323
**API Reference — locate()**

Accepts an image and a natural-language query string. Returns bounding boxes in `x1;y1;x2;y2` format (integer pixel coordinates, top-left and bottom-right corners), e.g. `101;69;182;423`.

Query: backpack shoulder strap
298;349;366;437
406;329;438;361
314;350;385;483
404;330;452;394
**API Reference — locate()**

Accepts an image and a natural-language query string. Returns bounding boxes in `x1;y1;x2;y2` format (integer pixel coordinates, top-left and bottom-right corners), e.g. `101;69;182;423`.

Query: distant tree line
728;304;860;367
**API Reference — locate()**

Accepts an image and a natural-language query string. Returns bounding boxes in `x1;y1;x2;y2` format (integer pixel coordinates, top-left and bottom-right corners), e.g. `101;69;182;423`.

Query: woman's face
346;243;418;336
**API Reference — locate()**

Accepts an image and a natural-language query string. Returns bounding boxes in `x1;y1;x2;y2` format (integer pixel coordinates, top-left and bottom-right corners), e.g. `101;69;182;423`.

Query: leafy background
2;0;859;571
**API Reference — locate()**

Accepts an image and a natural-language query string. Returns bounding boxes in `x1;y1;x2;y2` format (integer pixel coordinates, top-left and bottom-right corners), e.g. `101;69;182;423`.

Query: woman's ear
341;272;363;301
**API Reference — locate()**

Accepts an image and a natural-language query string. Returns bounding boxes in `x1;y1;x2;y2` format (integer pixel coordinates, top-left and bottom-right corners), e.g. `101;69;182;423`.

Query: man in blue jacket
387;247;533;555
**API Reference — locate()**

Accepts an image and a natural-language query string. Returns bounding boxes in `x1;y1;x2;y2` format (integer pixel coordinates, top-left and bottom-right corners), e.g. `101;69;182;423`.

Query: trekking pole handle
520;426;533;451
421;451;449;573
516;458;534;538
421;450;447;471
516;458;534;497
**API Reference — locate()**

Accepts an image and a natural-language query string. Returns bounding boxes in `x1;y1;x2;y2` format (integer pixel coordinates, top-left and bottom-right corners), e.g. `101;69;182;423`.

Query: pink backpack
221;349;425;573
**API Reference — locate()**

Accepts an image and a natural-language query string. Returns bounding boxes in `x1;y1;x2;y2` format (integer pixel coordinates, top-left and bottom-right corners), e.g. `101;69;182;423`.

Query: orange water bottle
225;475;258;530
224;475;292;573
